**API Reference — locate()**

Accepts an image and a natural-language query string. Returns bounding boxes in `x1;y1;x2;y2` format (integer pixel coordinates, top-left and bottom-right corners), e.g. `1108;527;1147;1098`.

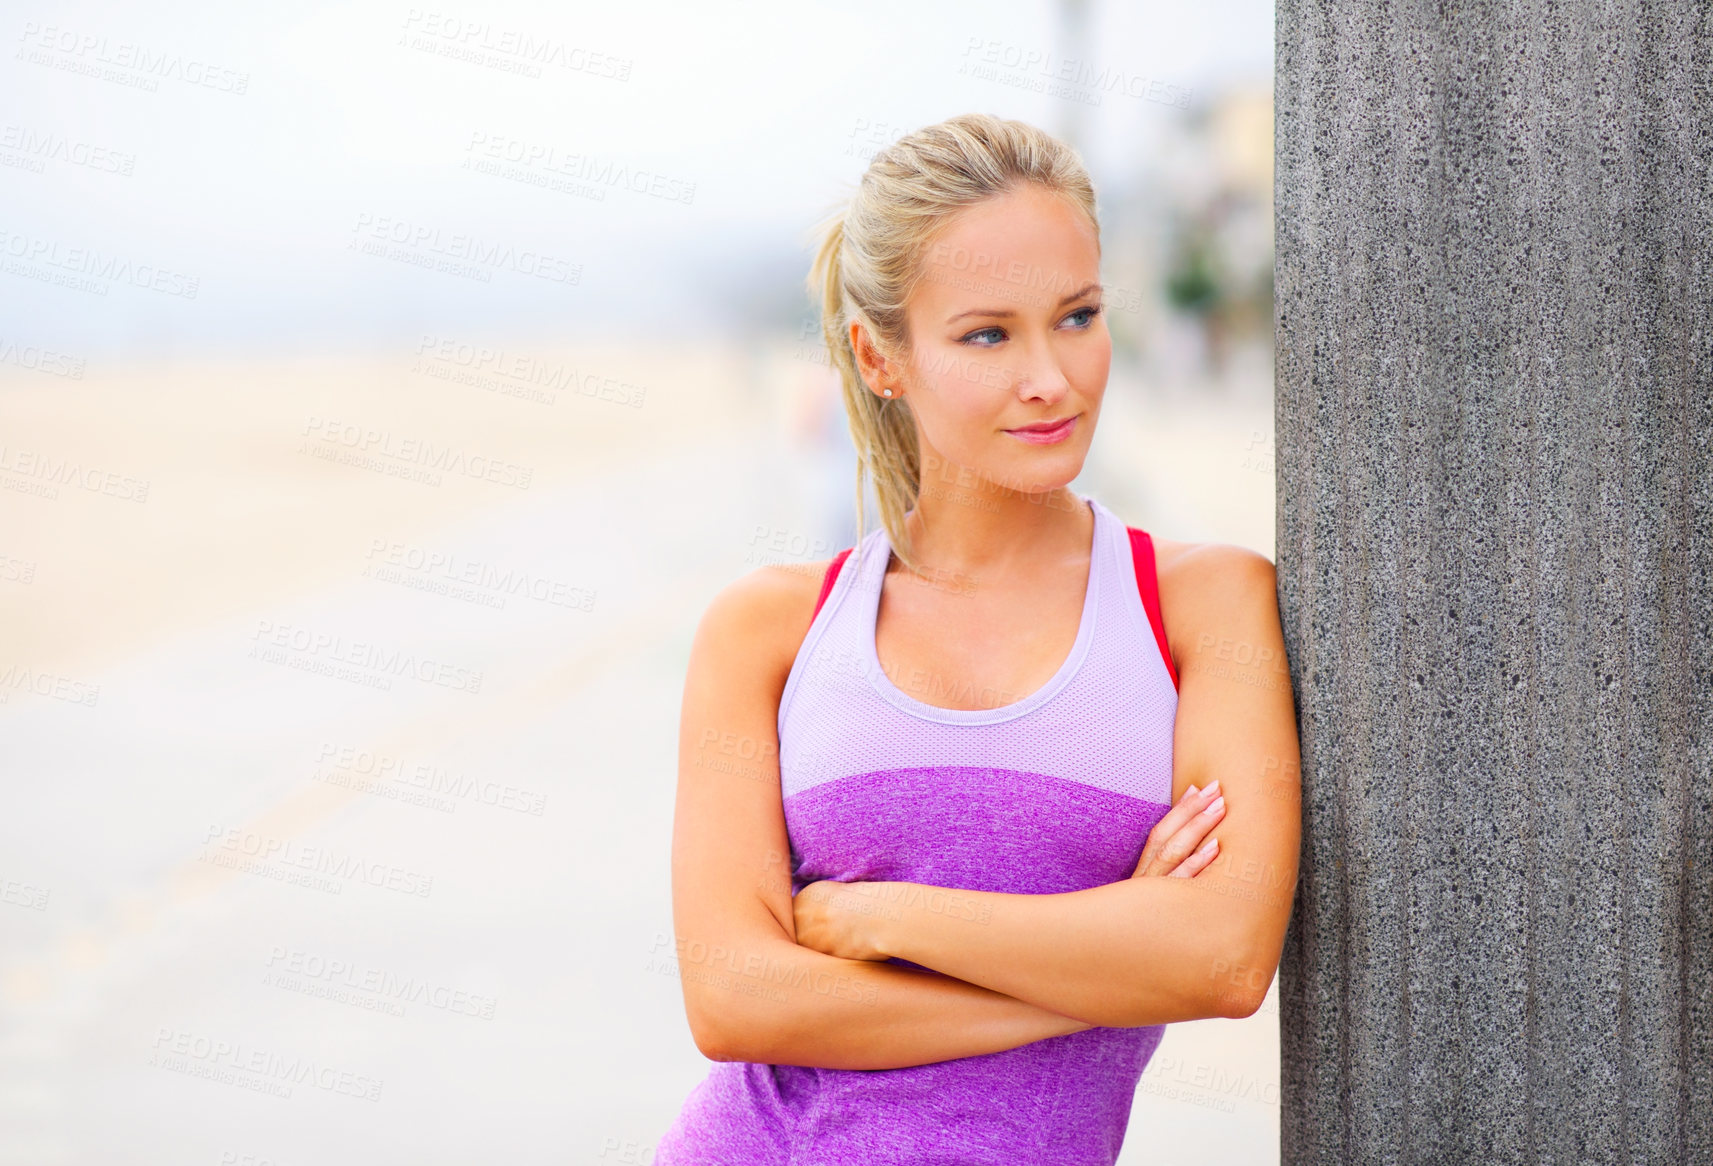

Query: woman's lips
1004;415;1078;445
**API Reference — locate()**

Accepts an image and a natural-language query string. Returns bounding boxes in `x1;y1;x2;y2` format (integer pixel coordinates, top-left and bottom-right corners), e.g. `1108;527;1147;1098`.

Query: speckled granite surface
1275;3;1713;1162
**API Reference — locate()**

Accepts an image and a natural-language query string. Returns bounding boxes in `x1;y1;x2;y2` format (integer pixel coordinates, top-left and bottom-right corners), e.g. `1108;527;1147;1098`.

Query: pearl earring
882;389;893;397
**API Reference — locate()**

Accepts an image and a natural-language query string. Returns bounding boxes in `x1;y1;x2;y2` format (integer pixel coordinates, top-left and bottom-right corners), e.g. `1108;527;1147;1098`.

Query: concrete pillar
1274;3;1712;1161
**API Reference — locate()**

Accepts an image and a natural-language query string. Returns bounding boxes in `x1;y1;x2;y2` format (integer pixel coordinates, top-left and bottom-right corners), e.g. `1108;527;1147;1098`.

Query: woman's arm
670;564;1094;1070
793;547;1303;1027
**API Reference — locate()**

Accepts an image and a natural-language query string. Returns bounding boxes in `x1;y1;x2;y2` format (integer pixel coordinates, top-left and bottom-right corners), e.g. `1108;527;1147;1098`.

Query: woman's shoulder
1147;535;1280;668
692;557;844;685
1150;535;1274;583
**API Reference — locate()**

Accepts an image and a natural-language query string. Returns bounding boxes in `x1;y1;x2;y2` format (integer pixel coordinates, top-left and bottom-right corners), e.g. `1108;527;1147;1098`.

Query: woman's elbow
1211;975;1270;1020
687;999;745;1062
686;993;782;1063
1150;921;1279;1023
688;1012;736;1062
1105;978;1250;1027
1210;925;1286;1019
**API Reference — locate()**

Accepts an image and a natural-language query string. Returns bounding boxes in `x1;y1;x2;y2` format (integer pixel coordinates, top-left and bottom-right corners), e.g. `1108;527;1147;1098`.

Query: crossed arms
667;545;1301;1070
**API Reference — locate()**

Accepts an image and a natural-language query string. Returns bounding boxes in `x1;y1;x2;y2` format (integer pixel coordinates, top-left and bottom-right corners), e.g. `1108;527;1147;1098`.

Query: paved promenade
0;335;1278;1164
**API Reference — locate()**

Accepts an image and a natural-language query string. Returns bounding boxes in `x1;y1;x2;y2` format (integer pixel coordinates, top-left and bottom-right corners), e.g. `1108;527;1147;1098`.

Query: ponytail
806;207;924;574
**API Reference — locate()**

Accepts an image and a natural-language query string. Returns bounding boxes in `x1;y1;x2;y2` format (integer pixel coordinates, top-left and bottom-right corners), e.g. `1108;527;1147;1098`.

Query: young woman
658;113;1301;1164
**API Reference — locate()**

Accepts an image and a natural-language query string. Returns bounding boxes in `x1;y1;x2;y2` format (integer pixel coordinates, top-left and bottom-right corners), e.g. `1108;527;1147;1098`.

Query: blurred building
1157;82;1274;379
1102;80;1274;389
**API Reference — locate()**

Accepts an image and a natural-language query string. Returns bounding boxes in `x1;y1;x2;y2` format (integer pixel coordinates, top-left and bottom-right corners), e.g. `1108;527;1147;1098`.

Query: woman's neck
898;482;1092;579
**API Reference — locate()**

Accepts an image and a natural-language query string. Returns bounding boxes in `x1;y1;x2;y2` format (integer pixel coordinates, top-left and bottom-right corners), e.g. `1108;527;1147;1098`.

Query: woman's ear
849;319;899;398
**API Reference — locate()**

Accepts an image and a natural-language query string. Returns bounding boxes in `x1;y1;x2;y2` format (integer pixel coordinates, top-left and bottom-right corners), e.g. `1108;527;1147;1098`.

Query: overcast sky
1;0;1273;358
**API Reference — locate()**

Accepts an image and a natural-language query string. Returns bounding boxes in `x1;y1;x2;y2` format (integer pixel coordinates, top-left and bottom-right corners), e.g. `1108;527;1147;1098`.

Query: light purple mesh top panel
657;495;1181;1166
776;496;1177;807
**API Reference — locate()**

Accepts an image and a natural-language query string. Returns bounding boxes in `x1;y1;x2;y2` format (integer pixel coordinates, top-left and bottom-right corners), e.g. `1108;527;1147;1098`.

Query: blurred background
0;0;1277;1162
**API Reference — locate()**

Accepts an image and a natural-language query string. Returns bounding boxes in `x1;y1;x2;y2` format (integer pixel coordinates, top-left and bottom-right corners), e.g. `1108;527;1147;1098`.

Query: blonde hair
806;112;1100;575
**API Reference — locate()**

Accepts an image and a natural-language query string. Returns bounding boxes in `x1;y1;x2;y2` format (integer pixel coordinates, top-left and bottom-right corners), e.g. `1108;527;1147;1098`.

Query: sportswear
657;493;1181;1165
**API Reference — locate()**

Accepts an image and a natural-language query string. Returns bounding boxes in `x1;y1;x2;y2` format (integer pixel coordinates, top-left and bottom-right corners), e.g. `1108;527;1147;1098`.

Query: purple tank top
657;494;1180;1165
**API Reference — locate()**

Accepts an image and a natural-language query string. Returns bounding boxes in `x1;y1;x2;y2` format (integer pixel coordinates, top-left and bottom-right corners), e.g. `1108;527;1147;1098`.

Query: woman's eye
1064;305;1102;328
960;327;1006;346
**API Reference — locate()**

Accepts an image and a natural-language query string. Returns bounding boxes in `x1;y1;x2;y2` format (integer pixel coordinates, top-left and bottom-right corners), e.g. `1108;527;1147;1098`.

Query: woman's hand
793;879;895;961
793;782;1225;960
1131;780;1226;878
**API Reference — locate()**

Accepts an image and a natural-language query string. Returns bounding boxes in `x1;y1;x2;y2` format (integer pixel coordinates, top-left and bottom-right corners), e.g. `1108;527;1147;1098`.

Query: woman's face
862;182;1110;499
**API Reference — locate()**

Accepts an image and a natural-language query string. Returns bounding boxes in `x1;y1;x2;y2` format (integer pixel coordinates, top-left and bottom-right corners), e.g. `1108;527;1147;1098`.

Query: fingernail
1186;784;1199;798
1207;795;1226;815
1204;779;1221;798
1199;837;1219;855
